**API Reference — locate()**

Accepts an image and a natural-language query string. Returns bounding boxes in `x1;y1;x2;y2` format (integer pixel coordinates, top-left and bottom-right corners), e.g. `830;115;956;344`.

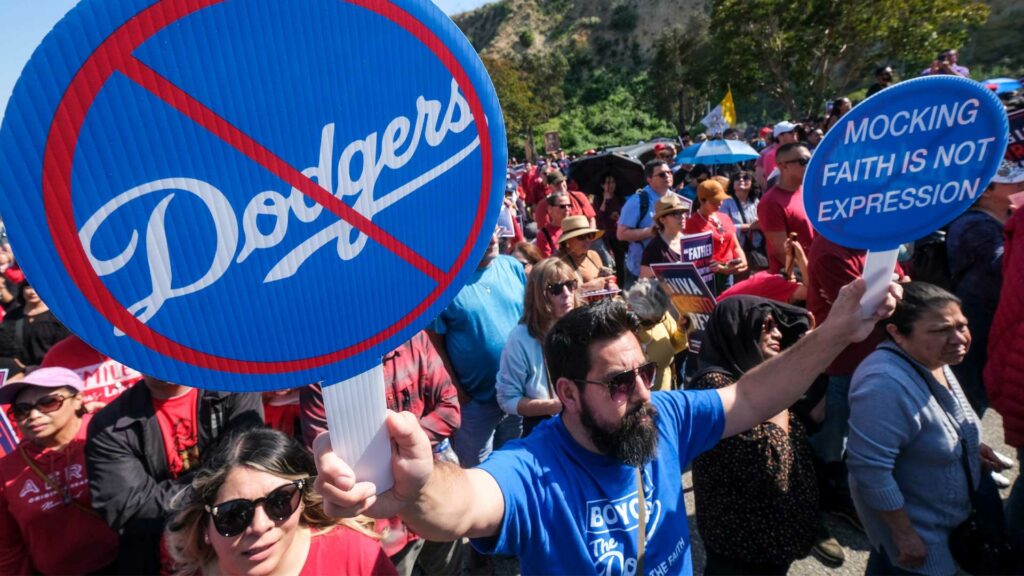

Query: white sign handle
860;249;899;317
321;366;394;492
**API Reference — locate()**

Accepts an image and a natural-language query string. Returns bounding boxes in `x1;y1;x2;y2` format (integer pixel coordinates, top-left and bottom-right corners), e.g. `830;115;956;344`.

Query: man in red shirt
758;142;817;274
755;121;799;191
532;170;597;230
300;330;463;575
537;191;572;258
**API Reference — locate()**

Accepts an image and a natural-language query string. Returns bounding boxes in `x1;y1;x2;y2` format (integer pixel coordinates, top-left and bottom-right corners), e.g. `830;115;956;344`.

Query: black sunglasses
546;279;578;296
205;478;309;537
735;175;752;182
575;361;657;401
782;157;810;167
9;394;70;420
653;172;672;179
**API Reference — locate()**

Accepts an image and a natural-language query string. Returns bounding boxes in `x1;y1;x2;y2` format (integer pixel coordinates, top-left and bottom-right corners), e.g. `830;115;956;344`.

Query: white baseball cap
773;121;798;138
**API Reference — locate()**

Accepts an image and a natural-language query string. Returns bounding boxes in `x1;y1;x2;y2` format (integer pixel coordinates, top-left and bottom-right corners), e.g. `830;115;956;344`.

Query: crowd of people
0;49;1021;576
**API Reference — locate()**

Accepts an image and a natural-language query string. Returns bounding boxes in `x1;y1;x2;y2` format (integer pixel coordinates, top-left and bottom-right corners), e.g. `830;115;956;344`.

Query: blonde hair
522;258;581;339
165;427;377;575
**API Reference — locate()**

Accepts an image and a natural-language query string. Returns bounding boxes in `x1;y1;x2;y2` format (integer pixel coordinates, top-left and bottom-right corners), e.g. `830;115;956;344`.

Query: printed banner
679;231;715;296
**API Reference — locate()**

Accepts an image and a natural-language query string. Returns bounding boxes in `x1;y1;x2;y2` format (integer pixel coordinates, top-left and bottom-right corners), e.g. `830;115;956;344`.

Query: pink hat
0;367;84;404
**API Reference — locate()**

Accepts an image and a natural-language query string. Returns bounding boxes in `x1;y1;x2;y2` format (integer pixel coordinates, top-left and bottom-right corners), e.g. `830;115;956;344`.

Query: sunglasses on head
9;394;70;420
575;361;657;402
206;478;308;537
546;279;578;296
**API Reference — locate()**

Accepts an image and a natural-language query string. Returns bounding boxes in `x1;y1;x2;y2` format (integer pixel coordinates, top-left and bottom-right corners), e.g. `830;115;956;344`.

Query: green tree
708;0;990;118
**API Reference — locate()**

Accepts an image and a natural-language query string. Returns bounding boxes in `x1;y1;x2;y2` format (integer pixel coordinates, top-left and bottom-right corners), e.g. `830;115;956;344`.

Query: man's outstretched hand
313;410;434;519
822;278;902;343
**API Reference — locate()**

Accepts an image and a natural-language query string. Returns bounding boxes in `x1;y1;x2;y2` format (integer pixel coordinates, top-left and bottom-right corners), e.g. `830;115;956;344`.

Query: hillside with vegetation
452;0;1020;158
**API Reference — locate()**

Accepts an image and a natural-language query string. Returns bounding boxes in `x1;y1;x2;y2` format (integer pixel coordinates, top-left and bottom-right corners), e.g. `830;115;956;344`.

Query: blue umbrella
983;77;1022;95
674;139;760;165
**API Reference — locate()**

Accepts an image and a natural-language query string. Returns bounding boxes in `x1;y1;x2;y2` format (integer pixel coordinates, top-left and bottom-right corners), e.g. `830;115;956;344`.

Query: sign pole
322;366;394;492
859;249;899;317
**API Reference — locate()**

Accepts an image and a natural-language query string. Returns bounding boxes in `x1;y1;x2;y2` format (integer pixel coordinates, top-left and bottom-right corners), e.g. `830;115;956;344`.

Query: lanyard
636;467;647;575
18;444;99;517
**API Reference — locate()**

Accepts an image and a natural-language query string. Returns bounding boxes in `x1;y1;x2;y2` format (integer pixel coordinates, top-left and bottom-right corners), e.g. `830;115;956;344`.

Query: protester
866;65;894;97
946;159;1023;416
0;282;70;377
758;142;817;274
685;179;748;292
624;279;687;391
678;164;710;204
312;279;899;575
496;258;579;435
511;241;542;276
618;160;679;284
557;215;615;293
848;282;1008;575
692;296;818;575
986;201;1024;561
0;367;118;574
427;233;525;467
639;194;689;279
86;377;264;574
298;330;464;574
922;49;970;77
593;174;625;281
536;191;570;258
755;121;799;191
721;170;766;271
165;426;396;575
822;97;851;133
532;170;597;231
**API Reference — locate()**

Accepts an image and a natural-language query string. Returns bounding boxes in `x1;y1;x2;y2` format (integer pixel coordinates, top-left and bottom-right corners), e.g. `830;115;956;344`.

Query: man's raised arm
313;410;505;541
716;279;900;438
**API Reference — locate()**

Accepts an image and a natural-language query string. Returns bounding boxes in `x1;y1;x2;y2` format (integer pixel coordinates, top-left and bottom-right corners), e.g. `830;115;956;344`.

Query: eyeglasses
735;175;752;182
553;204;572;210
574;361;657;401
762;315;777;334
653;172;672;179
781;157;810;167
546;280;577;296
9;394;70;420
205;478;308;537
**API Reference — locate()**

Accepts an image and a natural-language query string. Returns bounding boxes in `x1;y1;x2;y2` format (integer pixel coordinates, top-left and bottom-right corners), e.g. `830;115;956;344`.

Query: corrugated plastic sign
0;0;507;391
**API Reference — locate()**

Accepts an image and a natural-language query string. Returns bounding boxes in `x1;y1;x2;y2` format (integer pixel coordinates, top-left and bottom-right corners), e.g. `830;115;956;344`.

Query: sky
0;0;496;120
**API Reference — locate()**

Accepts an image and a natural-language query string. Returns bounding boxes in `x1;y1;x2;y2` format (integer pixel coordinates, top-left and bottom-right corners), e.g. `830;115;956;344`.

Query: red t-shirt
152;388;200;479
806;236;904;376
536;223;563;258
684;211;740;264
533;190;597;229
719;271;801;303
300;526;398;575
757;184;817;274
0;413;119;574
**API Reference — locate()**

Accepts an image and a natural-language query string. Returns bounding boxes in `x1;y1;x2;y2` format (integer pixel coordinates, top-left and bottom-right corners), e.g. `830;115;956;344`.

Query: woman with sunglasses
557;215;616;293
0;367;118;574
721;170;767;271
686;179;748;292
639;194;689;279
166;426;395;575
496;258;581;436
691;296;819;575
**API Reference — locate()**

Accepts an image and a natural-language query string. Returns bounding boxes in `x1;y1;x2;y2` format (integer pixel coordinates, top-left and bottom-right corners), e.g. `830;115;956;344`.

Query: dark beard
580;399;660;467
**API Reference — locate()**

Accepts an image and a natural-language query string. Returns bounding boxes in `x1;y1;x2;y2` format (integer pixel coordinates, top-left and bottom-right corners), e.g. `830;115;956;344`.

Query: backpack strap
634;189;650;230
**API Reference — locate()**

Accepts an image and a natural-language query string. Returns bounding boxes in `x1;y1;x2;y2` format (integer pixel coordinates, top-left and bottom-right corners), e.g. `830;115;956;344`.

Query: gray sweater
847;341;981;576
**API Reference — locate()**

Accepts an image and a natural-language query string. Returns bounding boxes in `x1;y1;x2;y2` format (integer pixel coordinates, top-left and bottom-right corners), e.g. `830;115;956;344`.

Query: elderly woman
495;258;579;436
848;282;1009;575
624;279;687;391
557;215;615;293
639;194;689;279
0;367;118;574
166;426;395;575
691;296;819;575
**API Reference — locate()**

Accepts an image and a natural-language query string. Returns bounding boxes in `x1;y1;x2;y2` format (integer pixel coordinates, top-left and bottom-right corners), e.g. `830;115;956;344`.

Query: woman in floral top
691;296;819;575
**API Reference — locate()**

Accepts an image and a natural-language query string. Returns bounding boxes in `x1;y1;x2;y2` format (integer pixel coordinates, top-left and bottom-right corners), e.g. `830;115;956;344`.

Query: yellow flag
721;89;737;126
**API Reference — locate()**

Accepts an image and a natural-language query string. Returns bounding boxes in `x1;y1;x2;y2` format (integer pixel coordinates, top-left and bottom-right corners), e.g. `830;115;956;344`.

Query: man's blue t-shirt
430;255;526;402
619;186;664;277
472;389;726;575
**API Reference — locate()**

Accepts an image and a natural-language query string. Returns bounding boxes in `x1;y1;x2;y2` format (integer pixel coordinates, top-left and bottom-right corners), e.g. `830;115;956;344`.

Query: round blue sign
804;76;1008;250
0;0;507;391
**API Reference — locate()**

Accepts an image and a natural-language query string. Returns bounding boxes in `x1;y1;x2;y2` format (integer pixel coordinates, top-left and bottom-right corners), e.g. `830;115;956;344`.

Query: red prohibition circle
42;0;494;375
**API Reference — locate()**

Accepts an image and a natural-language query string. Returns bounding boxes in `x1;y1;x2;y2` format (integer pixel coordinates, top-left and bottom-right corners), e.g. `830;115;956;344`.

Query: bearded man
312;281;899;575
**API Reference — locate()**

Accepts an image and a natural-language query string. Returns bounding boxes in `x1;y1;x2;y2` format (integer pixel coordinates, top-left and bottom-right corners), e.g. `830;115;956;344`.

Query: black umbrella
568;152;645;203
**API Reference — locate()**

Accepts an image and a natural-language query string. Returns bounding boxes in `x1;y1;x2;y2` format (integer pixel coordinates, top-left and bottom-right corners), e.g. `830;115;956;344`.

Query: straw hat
654;194;689;220
559;215;604;244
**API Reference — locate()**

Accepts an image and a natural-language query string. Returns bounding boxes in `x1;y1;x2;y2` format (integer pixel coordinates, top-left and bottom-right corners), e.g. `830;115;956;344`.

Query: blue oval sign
0;0;507;391
804;76;1008;251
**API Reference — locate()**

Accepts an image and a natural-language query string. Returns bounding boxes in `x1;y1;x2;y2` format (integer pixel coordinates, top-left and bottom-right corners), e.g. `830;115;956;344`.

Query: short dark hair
881;282;961;337
875;65;892;76
644;159;669;179
775;142;808;160
690;164;711;179
544;300;640;385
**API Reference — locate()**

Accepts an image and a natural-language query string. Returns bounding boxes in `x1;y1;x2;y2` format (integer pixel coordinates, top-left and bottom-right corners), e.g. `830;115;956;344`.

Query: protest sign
680;230;715;295
1008;108;1024;168
804;76;1008;312
0;0;506;489
651;262;715;359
